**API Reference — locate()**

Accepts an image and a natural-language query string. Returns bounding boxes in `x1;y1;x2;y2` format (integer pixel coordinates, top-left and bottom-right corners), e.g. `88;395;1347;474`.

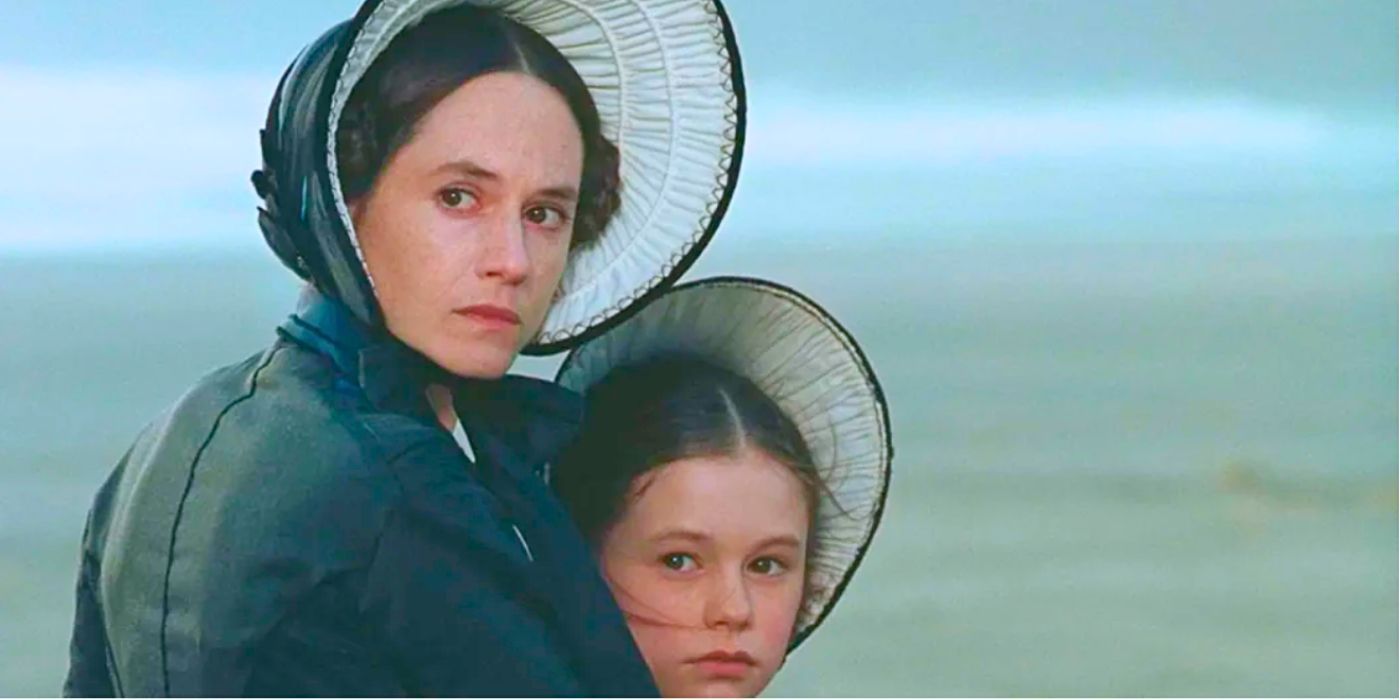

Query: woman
552;278;894;697
63;0;743;696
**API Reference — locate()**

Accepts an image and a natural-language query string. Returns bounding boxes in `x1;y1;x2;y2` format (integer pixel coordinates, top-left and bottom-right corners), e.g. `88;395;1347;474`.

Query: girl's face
350;71;583;378
597;446;810;697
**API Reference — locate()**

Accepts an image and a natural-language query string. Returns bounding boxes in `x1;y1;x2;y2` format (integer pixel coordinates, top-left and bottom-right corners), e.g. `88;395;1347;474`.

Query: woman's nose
475;212;530;284
702;572;754;631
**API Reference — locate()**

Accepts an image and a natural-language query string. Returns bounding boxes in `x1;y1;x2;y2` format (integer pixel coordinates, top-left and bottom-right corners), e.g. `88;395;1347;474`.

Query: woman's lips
688;650;756;679
454;304;521;328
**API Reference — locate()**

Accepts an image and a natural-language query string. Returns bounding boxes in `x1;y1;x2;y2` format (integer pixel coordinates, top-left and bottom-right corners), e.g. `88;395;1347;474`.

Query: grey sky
0;1;1394;251
6;1;1393;109
732;0;1396;112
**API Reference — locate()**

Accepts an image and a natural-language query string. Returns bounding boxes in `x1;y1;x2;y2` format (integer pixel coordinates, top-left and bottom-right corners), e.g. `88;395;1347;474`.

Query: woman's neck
425;383;458;432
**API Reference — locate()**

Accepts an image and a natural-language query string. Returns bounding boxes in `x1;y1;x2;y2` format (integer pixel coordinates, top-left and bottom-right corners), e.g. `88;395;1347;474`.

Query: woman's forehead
397;72;583;181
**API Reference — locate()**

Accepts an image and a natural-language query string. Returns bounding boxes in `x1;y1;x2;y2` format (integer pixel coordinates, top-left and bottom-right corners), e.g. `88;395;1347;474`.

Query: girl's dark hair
553;356;824;544
335;4;621;246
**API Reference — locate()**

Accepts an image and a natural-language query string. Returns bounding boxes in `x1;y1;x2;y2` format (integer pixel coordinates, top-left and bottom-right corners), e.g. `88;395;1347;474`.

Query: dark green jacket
64;288;657;696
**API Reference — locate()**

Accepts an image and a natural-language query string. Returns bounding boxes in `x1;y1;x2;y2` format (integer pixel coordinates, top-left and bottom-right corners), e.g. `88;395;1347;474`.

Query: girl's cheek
607;562;703;627
758;585;806;651
745;601;799;699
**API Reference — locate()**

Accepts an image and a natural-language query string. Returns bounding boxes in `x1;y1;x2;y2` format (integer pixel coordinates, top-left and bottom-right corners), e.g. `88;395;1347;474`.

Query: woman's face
597;447;810;697
350;71;583;378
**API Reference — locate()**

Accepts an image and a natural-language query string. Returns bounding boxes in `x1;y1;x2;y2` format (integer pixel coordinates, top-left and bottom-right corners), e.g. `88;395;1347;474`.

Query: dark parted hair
335;4;621;246
553;356;824;545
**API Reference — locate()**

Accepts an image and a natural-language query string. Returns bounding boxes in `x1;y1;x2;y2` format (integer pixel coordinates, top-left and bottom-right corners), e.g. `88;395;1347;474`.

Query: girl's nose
702;572;754;631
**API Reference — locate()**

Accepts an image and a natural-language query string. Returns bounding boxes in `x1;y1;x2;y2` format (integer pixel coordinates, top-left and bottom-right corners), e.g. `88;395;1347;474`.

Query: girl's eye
660;553;698;572
438;188;477;210
524;205;567;229
748;557;788;576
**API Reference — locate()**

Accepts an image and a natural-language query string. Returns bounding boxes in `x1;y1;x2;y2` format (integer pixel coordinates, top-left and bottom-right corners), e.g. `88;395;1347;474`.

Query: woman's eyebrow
535;185;579;204
430;158;578;202
432;158;498;180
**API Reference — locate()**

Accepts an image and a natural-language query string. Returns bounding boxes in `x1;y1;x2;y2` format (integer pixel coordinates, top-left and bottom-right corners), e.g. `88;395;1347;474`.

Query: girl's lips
688;650;756;679
454;304;521;326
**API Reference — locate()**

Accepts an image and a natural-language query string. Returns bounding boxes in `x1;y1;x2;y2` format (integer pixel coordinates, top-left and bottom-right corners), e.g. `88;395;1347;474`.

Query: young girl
553;277;893;697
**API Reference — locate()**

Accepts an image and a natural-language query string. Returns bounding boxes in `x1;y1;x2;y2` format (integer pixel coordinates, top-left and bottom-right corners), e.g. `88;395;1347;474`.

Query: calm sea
2;234;1395;696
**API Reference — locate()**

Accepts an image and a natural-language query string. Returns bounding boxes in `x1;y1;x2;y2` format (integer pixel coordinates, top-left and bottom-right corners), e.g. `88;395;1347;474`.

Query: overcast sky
1;0;1394;253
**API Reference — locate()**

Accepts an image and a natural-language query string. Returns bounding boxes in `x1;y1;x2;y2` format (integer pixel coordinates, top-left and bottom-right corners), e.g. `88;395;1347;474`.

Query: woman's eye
749;557;788;576
524;205;566;228
660;553;698;572
438;188;477;210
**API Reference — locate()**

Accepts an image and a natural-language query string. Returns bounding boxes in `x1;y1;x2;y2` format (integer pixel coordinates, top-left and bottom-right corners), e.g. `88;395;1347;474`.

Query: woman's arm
63;517;117;697
359;442;584;696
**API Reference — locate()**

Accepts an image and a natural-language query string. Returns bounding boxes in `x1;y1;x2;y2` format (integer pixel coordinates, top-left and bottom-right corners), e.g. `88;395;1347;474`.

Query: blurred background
1;0;1395;695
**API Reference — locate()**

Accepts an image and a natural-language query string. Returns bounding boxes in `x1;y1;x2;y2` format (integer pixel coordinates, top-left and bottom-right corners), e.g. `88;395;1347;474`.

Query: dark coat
63;288;658;696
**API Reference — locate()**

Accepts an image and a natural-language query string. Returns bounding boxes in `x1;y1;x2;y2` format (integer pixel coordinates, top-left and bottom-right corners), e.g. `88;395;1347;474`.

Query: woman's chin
429;345;515;380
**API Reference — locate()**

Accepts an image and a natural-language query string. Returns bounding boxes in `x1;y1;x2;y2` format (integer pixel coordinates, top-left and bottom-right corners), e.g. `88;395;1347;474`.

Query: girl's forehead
618;451;811;543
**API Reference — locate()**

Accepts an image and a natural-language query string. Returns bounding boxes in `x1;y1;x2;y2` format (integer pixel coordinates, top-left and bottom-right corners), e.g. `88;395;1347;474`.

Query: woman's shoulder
150;340;447;507
132;339;507;547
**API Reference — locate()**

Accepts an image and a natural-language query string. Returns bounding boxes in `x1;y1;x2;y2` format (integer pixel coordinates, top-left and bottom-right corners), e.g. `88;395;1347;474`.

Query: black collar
277;285;583;479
